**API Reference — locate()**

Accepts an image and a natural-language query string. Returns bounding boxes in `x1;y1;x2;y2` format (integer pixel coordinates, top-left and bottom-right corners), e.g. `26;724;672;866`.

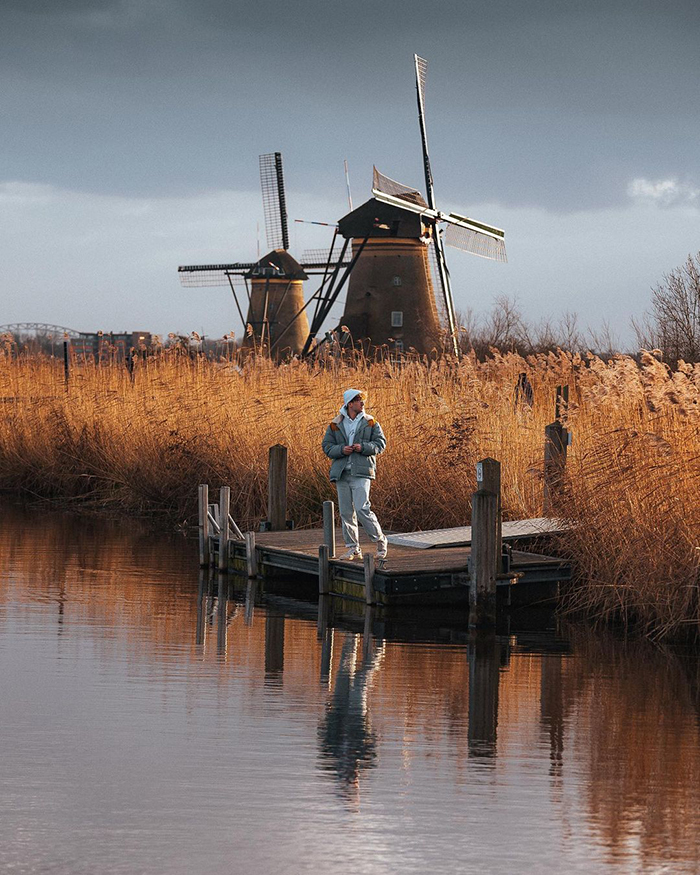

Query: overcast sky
2;0;699;345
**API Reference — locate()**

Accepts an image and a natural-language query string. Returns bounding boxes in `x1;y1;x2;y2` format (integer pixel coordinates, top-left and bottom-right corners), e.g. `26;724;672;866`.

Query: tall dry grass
0;345;698;637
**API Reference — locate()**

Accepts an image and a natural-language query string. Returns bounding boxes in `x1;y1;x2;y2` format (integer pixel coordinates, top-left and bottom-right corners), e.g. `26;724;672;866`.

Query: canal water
0;506;698;874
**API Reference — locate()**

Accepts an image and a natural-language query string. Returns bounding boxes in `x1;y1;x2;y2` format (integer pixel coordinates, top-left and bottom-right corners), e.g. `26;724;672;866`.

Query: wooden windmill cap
247;249;308;280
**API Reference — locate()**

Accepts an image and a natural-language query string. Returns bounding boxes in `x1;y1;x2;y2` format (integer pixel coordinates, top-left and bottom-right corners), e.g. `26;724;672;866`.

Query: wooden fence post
323;500;336;558
63;340;70;386
470;489;498;629
218;486;230;572
364;554;376;605
318;544;330;596
245;531;258;578
476;457;502;568
543;422;568;516
268;444;288;531
555;384;569;422
198;484;210;567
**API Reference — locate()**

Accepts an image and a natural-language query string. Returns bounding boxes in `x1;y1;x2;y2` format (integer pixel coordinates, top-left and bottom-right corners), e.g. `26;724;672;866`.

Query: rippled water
0;506;698;874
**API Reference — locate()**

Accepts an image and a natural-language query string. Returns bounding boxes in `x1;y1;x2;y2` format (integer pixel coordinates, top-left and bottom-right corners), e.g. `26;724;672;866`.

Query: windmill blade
301;247;353;266
372;167;427;207
414;54;435;210
443;213;507;262
259;152;289;251
178;265;251;288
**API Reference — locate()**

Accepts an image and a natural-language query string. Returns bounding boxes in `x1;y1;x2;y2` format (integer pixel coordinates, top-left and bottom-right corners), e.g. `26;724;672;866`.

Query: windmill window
392;276;402;286
395;340;404;352
391;311;404;328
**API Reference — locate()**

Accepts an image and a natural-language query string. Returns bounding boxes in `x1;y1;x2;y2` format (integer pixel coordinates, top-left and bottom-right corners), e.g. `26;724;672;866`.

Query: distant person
515;372;534;408
322;389;388;561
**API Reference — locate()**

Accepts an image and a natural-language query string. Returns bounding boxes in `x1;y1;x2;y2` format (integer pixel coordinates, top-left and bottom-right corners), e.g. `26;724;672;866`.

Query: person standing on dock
322;389;388;561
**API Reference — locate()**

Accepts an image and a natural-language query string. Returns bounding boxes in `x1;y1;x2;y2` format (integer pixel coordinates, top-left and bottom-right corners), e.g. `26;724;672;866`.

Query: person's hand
352;443;362;453
342;445;354;455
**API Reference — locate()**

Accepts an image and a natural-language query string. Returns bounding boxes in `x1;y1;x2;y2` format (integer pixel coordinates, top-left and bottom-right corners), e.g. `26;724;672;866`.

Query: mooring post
323;500;336;558
268;444;288;531
245;531;258;578
364;554;376;605
198;484;210;567
543;421;568;516
218;486;230;572
470;489;498;629
318;544;330;596
476;457;502;569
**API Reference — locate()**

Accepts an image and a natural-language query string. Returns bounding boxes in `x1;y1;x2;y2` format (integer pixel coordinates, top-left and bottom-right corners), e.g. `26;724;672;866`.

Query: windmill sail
259;152;289;251
444;219;507;262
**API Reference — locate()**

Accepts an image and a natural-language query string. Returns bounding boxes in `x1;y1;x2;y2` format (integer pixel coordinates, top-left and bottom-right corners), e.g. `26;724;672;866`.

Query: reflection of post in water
244;578;257;626
468;633;501;758
196;569;215;649
317;631;385;802
217;575;229;656
264;612;285;680
540;653;564;779
317;596;334;686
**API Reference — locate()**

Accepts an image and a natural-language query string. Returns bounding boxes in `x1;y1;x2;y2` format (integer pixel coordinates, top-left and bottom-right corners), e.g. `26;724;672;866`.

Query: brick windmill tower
336;56;507;357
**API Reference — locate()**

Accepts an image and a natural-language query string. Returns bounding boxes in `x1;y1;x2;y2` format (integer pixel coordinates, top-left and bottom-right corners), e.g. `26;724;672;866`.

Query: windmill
178;152;355;357
332;55;507;357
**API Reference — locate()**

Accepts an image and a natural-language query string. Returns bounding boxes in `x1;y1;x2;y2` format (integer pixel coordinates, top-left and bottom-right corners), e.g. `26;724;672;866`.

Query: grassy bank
0;347;698;638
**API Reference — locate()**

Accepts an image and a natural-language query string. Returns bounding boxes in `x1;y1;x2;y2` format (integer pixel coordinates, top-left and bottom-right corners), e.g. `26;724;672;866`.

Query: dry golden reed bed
0;347;698;638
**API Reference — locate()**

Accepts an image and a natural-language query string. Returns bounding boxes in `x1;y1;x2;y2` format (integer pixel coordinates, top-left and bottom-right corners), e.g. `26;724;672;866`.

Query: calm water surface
0;506;698;874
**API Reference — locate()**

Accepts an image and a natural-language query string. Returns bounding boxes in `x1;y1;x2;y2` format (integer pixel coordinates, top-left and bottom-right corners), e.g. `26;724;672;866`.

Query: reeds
0;345;698;638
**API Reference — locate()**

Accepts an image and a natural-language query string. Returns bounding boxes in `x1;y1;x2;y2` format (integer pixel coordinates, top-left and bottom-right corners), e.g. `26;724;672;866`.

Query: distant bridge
0;323;83;338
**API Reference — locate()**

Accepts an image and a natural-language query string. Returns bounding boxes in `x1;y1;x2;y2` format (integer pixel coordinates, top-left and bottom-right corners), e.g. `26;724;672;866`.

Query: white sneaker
376;539;388;560
339;547;363;561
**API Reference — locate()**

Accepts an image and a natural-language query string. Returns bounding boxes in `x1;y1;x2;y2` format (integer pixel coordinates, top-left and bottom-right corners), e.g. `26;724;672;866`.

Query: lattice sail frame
178;268;249;288
259;152;289;251
372;166;507;263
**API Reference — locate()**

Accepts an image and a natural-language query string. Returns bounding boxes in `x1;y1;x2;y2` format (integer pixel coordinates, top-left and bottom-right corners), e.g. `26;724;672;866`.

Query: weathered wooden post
63;340;70;386
543;422;568;516
245;531;258;578
555;384;569;422
323;500;336;558
268;444;288;531
469;489;498;629
318;544;330;596
218;486;230;572
476;458;502;568
198;484;210;567
364;554;376;605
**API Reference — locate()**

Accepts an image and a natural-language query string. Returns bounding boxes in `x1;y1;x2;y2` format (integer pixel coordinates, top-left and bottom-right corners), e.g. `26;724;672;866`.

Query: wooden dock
222;526;570;607
198;436;574;621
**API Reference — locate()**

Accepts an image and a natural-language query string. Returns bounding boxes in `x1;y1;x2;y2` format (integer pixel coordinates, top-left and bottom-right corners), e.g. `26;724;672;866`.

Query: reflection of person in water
317;632;384;802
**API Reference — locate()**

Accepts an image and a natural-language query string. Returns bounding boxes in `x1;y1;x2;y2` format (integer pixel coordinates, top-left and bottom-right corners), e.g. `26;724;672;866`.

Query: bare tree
634;251;700;363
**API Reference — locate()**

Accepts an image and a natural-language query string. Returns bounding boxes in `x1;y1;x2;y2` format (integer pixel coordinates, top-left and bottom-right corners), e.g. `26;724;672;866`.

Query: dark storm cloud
1;0;699;211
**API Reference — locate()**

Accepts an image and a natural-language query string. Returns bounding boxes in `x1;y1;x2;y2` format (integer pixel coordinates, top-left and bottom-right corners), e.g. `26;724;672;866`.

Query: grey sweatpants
335;471;385;549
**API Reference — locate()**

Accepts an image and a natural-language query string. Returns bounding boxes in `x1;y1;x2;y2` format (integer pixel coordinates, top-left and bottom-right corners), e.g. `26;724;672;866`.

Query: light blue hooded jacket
322;410;387;481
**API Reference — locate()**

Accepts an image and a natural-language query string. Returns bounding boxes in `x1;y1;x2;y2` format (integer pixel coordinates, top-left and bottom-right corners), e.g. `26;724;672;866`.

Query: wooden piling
198;484;210;567
469;489;498;629
218;486;230;572
318;544;330;596
476;457;502;567
543;421;568;516
268;444;288;531
245;531;258;578
323;500;336;558
364;554;376;605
